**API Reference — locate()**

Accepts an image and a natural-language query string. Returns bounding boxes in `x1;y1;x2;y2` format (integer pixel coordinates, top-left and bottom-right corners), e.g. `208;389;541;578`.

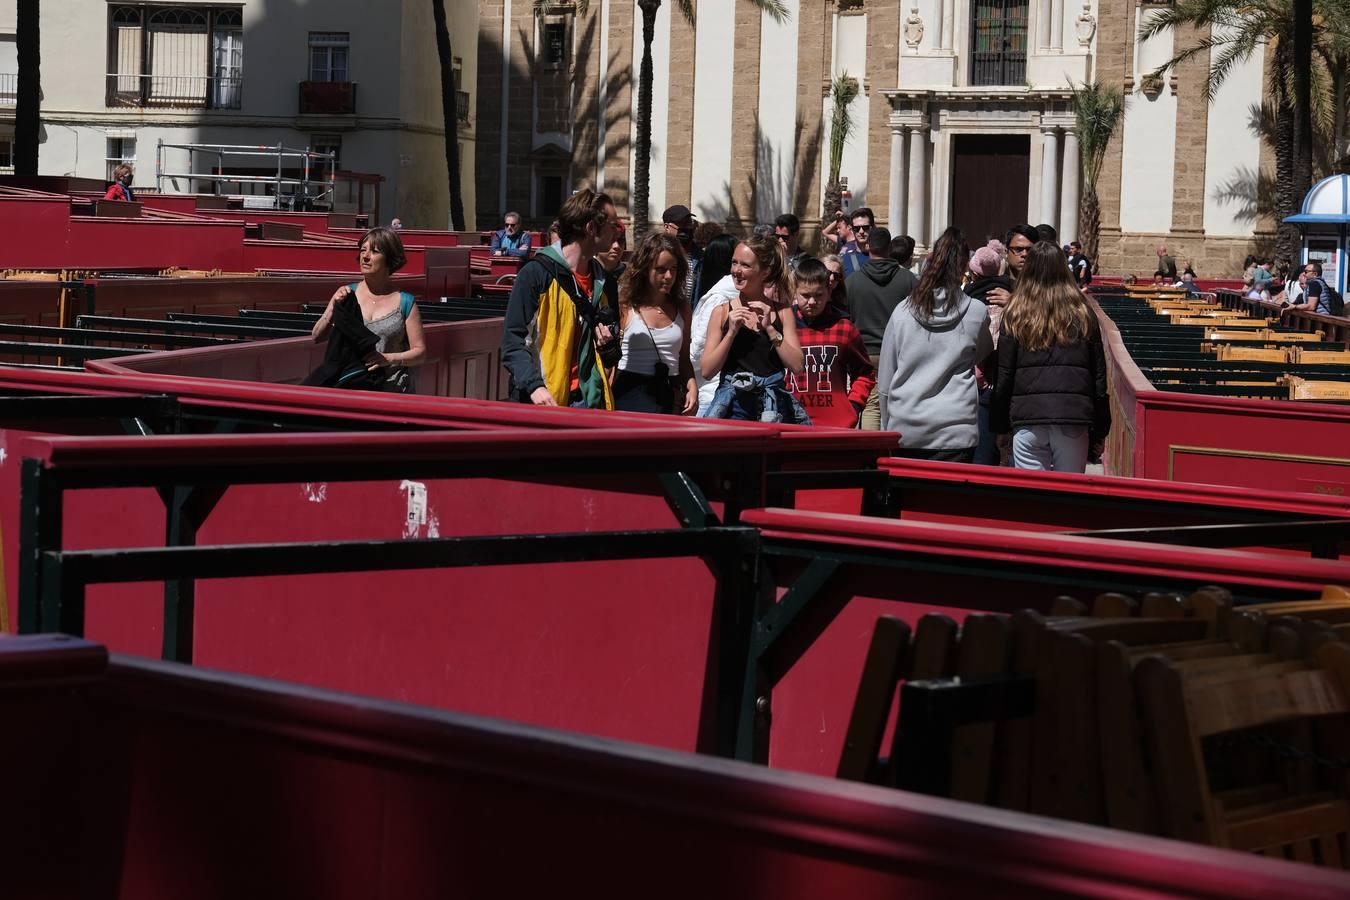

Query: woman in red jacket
105;164;135;202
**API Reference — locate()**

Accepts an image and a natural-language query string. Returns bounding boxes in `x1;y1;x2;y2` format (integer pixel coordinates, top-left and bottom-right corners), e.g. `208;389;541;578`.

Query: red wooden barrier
879;457;1350;536
1093;295;1350;493
5;636;1341;900
241;239;425;276
331;227;461;248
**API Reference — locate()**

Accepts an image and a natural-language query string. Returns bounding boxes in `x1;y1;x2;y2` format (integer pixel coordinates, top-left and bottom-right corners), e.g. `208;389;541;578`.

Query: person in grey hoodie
843;226;918;429
877;226;994;462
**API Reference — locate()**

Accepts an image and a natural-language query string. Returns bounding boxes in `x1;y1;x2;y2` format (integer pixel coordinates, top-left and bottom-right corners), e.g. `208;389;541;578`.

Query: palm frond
675;0;696;25
1070;79;1125;188
751;0;792;23
827;71;859;184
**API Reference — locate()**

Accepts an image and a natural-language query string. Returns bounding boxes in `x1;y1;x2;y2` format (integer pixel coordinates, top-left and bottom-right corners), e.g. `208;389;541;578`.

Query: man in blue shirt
840;207;874;275
491;212;532;258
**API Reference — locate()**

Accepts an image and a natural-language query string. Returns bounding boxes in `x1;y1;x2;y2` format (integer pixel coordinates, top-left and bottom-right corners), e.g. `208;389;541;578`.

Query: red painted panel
8;643;1342;900
1135;392;1350;490
198;209;336;234
66;218;246;270
241;239;426;275
330;227;460;247
0;196;74;268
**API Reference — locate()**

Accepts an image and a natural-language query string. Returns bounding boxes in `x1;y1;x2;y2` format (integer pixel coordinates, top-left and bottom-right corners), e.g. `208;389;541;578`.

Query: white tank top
619;306;683;376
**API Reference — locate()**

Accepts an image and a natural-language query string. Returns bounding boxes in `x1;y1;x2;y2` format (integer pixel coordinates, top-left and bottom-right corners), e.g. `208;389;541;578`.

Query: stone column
941;0;955;50
888;127;906;235
1059;129;1080;243
1050;0;1064;50
931;1;944;53
1036;0;1052;51
907;125;927;244
1039;126;1059;232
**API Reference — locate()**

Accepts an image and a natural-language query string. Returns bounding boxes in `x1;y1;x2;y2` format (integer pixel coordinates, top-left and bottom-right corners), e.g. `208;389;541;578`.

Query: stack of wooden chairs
841;586;1350;868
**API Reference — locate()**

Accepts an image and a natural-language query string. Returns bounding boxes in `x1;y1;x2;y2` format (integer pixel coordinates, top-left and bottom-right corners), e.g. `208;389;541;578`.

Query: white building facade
0;0;478;228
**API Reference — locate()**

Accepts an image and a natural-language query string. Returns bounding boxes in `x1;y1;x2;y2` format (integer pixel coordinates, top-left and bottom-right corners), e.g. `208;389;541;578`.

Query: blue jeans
698;371;812;424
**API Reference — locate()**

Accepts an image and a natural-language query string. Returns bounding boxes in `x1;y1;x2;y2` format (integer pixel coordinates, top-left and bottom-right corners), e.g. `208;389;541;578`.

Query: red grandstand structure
1;180;1349;895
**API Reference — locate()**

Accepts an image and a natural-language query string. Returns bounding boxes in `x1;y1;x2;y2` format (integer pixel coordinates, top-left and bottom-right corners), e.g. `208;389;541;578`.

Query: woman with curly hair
614;232;696;414
991;241;1110;472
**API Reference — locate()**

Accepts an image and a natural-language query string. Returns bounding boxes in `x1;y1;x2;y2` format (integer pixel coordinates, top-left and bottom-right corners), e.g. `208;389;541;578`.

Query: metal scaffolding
155;140;337;210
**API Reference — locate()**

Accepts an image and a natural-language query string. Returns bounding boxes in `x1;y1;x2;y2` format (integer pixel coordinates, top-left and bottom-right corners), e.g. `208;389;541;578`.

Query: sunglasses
1008;245;1031;255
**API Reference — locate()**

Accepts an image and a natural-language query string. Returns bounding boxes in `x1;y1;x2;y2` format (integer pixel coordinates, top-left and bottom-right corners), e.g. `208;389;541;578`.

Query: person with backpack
501;190;623;408
1293;261;1345;317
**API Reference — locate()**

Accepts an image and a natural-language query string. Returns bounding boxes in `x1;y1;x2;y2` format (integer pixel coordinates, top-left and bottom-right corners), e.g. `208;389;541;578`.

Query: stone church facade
476;0;1272;277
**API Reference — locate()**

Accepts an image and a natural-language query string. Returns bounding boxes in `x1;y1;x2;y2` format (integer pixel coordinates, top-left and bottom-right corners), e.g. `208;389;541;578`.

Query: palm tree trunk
14;0;40;177
1080;186;1101;270
1290;0;1313;200
1274;87;1296;264
432;0;466;230
632;0;660;235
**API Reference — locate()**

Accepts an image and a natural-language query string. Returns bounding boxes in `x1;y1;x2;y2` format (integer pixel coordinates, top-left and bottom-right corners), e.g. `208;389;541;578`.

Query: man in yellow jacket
501;189;622;409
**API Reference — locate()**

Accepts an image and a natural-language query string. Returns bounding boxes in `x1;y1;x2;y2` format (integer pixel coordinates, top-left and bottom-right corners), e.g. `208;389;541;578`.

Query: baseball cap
662;205;697;225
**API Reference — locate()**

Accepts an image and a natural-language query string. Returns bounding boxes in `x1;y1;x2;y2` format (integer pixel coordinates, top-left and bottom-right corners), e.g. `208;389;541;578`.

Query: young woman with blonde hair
699;233;808;422
613;232;696;414
991;241;1110;472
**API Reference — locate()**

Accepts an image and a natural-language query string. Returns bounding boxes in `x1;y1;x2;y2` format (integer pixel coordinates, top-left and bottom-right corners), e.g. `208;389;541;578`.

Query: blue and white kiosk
1285;173;1349;295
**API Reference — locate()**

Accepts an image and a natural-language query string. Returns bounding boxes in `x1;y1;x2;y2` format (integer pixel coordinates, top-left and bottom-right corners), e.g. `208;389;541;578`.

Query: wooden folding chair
1135;642;1350;865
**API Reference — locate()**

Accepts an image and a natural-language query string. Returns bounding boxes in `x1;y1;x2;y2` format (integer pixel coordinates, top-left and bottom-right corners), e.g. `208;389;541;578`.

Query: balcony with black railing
0;73;17;107
106;74;242;110
299;81;357;116
457;90;470;123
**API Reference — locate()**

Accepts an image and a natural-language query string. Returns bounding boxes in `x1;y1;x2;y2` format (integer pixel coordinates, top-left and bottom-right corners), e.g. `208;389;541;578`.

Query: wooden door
949;134;1030;248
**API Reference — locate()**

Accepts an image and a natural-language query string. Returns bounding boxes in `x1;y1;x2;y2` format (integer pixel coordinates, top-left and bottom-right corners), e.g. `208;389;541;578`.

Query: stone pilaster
1169;22;1210;244
603;0;634;216
728;0;763;227
665;7;697;212
865;0;899;230
795;0;831;242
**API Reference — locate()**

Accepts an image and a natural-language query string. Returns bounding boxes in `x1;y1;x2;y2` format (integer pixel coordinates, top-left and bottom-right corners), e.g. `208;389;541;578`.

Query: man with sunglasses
840;207;875;275
491;212;532;258
985;224;1037;307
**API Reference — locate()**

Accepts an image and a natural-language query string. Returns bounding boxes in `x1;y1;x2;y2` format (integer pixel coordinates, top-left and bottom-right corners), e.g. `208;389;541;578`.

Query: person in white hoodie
877;226;994;463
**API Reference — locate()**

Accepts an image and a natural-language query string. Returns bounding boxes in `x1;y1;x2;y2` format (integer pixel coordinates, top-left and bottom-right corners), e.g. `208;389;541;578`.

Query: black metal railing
105;73;243;110
0;72;16;107
457;90;470;122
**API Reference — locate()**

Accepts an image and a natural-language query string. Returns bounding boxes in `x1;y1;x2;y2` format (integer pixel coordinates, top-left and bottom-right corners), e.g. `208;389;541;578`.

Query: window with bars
0;136;13;172
106;5;243;109
969;0;1028;87
308;32;350;83
106;137;136;181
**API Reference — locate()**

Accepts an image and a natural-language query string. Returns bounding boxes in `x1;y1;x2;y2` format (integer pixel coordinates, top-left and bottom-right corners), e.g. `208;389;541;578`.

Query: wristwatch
767;327;784;347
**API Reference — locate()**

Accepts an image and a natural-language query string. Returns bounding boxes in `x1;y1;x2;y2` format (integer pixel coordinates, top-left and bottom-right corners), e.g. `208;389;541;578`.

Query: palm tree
822;72;859;221
1138;0;1350;264
537;0;789;235
1070;80;1124;270
14;0;39;176
432;0;466;230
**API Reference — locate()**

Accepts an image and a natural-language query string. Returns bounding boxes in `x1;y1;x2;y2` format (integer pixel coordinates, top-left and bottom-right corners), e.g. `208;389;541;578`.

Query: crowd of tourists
494;190;1110;473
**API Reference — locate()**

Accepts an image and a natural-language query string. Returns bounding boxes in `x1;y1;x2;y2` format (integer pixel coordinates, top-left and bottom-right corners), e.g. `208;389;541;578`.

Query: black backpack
1312;277;1345;316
